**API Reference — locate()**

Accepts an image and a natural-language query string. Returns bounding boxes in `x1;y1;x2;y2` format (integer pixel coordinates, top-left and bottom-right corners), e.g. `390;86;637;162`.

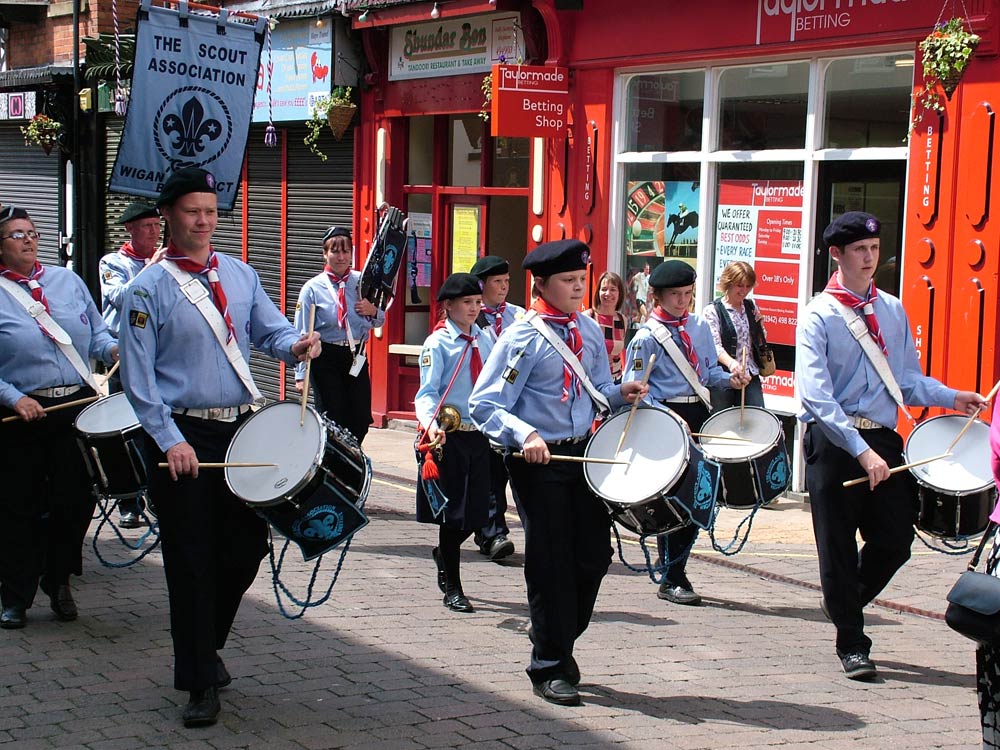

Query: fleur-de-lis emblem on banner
162;97;222;158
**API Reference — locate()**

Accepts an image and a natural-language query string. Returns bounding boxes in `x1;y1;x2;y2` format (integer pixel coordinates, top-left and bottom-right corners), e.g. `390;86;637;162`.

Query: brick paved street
0;428;985;749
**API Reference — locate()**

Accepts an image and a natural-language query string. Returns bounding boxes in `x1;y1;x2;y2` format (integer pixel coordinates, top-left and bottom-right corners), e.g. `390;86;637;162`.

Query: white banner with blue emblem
110;0;265;210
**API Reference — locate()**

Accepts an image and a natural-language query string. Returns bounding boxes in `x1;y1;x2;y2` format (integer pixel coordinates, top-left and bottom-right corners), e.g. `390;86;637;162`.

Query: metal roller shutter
103;118;133;255
0;122;61;265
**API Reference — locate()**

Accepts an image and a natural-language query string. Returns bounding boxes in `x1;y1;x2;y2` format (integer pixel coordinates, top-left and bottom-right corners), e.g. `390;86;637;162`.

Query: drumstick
841;452;951;488
692;432;754;442
2;394;100;423
300;304;318;427
156;462;278;469
739;347;748;429
105;359;121;380
944;378;1000;454
615;352;657;455
512;452;629;466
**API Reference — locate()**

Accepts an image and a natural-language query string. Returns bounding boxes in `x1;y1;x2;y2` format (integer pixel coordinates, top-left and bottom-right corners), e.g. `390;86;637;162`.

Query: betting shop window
623;71;705;153
823;53;915;148
717;63;809;150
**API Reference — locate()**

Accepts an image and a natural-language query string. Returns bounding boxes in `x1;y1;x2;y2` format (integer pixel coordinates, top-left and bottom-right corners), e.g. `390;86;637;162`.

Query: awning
223;0;342;18
0;65;74;89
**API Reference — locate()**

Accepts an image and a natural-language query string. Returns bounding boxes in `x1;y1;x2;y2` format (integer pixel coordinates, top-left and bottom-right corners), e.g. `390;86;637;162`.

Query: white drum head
700;406;781;461
584;406;688;505
905;415;993;494
74;392;140;436
225;402;326;505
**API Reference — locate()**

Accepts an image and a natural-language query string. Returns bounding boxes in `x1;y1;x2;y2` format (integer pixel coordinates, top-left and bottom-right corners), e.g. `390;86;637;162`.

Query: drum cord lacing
90;491;162;568
707;501;765;557
611;522;698;584
914;527;975;556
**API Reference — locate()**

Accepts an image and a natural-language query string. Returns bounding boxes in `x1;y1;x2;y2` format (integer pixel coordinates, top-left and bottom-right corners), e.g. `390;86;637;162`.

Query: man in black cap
797;211;985;681
99;200;164;527
469;254;524;561
119;167;321;727
470;239;647;707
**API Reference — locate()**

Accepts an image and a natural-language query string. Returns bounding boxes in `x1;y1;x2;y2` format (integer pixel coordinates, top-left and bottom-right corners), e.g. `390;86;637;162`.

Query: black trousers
505;441;612;684
310;344;373;443
0;389;97;609
804;424;916;655
146;415;268;691
480;450;511;540
656;401;710;583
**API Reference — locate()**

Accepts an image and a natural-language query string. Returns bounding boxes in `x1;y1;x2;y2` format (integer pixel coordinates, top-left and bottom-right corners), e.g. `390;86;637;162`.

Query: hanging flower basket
20;114;63;155
916;17;980;116
326;102;357;141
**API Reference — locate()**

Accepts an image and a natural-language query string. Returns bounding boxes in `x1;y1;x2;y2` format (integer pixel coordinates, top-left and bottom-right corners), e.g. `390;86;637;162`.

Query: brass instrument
437;404;463;433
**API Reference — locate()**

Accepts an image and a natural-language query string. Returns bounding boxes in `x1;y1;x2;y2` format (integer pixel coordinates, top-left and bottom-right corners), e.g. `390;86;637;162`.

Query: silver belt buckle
207;407;223;420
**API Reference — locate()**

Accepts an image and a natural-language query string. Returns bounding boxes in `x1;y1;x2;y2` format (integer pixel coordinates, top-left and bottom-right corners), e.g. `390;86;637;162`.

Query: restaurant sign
388;12;520;81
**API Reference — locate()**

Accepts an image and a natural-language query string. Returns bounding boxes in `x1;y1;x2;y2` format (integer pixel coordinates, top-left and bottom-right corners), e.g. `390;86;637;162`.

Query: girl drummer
622;260;747;607
414;273;494;613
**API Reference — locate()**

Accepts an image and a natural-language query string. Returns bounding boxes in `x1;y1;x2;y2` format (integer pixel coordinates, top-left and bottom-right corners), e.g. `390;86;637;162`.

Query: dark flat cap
118;201;159;225
157;167;217;207
823;211;880;249
470;255;509;280
649;259;696;289
522;240;590;277
437;272;483;302
0;205;30;225
323;226;351;243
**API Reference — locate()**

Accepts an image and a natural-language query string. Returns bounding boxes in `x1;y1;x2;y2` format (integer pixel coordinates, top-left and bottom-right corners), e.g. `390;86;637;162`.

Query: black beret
157;167;218;207
0;205;30;226
323;226;351;243
522;239;590;277
470;255;509;280
823;211;880;249
117;201;159;225
437;272;483;302
649;259;696;289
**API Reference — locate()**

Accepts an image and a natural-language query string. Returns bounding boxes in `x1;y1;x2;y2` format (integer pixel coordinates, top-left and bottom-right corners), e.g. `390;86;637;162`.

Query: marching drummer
470;240;647;707
293;225;383;444
99;200;165;528
796;211;985;681
119;168;320;728
0;205;118;630
415;272;494;613
622;260;748;606
469;255;524;561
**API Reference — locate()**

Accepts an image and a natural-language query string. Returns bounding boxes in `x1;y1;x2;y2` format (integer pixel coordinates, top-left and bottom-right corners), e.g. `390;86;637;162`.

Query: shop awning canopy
0;65;74;89
223;0;343;17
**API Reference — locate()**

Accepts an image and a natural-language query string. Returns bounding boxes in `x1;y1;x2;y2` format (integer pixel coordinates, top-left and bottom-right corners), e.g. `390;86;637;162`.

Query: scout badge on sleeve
360;203;408;311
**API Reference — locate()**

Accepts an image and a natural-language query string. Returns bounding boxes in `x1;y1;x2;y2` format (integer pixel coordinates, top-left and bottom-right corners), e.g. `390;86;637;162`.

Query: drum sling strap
160;261;265;408
321;273;366;377
0;275;101;393
646;322;712;409
824;293;915;426
523;311;611;415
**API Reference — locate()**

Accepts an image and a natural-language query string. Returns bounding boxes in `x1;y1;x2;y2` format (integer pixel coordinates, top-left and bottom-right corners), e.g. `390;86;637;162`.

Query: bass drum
905;415;996;539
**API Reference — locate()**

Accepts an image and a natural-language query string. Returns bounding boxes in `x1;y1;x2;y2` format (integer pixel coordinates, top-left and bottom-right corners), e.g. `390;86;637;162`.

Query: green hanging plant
21;114;63;155
303;87;354;160
479;72;492;122
913;17;980;124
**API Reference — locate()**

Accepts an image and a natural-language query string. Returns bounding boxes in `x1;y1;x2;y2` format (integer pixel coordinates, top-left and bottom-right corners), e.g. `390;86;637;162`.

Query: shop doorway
813;161;906;296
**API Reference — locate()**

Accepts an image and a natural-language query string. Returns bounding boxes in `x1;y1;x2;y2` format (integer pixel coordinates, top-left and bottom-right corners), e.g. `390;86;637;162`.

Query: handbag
756;344;777;377
945;522;1000;646
746;300;776;377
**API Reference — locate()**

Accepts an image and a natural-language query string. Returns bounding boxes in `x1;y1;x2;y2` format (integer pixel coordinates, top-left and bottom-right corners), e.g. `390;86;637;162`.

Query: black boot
182;686;220;728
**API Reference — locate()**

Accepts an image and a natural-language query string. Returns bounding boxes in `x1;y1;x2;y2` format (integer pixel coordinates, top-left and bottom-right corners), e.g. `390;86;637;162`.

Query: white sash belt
524;311;610;415
647;322;711;409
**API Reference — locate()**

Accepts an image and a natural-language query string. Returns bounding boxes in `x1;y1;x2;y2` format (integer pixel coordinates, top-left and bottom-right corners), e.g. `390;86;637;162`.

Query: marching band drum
74;392;148;500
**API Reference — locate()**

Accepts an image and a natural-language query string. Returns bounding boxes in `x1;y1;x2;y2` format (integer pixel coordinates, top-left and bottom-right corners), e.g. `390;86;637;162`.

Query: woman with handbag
701;261;771;411
977;398;1000;746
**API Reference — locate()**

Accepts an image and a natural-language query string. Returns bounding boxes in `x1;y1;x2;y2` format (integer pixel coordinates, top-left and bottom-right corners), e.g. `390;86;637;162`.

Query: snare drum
905;415;997;539
583;406;721;536
699;406;789;508
74;392;147;499
224;402;371;560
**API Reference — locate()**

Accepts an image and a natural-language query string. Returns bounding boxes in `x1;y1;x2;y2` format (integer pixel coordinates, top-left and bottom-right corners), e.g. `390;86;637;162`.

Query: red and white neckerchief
824;273;888;355
650;308;701;376
532;298;583;402
432;318;482;385
324;266;351;329
481;301;506;337
119;241;146;262
165;246;237;343
0;260;53;338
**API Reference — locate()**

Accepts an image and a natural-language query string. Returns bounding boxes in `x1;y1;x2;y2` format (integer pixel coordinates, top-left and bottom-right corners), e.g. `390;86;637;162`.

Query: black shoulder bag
945;522;1000;646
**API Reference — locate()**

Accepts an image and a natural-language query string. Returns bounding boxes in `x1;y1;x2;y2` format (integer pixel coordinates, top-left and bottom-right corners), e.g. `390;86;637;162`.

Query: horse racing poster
110;0;266;210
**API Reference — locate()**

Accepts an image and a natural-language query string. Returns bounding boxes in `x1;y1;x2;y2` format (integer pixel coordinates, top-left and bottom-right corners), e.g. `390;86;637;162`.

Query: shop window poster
622;180;700;323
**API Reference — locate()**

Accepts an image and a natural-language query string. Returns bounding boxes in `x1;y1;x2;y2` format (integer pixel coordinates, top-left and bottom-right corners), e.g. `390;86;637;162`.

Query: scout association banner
110;0;265;210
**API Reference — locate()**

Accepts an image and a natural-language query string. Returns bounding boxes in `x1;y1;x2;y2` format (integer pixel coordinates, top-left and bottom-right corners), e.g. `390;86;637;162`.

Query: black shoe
839;651;877;681
431;547;447;594
474;532;489;555
119;511;144;529
443;589;474;613
486;535;515;561
40;579;77;621
182;686;221;728
657;580;702;606
533;678;581;706
820;598;831;622
216;656;232;689
0;606;26;629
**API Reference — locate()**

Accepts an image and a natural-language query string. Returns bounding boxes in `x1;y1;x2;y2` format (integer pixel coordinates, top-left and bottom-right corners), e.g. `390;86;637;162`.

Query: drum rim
73;392;141;437
583;405;690;506
904;414;993;495
224;401;327;505
699;405;780;462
